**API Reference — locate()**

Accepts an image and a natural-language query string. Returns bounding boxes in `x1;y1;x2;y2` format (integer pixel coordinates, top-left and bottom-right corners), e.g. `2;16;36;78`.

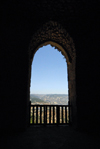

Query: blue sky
30;44;68;94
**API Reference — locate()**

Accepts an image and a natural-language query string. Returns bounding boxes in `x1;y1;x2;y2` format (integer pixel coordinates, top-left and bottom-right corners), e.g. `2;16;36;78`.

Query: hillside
30;94;68;105
30;96;47;103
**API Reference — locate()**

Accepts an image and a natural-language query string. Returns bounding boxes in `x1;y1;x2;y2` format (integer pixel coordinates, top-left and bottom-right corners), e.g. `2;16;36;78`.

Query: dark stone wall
1;1;100;135
75;16;100;134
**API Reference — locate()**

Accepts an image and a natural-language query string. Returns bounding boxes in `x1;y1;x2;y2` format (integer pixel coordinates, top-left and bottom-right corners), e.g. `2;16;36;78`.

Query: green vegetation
30;96;46;103
30;115;32;124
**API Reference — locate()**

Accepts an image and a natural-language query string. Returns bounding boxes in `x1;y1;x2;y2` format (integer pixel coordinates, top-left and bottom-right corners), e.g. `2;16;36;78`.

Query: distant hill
30;94;39;98
30;94;68;105
30;96;47;103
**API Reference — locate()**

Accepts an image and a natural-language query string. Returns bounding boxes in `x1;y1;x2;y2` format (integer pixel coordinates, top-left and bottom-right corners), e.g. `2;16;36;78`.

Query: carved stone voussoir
29;21;76;63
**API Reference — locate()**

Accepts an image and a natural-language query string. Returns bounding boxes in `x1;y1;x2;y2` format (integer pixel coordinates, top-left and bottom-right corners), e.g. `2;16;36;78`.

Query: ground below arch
2;126;100;149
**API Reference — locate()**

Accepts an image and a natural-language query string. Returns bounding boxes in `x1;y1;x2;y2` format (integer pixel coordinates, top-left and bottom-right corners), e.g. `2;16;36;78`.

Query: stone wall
1;1;100;135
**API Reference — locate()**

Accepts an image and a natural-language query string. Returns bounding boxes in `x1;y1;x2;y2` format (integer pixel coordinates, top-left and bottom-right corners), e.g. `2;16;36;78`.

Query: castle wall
1;1;99;135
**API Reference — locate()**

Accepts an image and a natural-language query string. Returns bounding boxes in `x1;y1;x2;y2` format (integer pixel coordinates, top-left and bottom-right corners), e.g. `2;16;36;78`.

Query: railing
30;102;71;125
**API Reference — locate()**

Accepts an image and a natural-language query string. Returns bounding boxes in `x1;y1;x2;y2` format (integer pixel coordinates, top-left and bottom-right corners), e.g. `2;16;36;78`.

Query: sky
30;44;68;94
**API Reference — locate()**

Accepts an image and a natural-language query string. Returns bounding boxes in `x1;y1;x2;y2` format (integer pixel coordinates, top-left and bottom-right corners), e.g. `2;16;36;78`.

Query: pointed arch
29;21;75;64
28;21;77;127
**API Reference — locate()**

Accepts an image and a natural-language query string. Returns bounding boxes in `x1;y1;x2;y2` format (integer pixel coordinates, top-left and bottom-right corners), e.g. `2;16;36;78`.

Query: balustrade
30;104;70;125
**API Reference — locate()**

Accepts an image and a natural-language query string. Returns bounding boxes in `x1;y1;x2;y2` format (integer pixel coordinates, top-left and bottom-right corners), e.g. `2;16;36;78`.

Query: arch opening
30;43;68;98
30;43;69;124
28;21;76;127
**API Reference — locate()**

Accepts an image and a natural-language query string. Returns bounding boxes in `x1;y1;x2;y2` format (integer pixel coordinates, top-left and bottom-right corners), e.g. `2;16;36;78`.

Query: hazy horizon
30;93;68;95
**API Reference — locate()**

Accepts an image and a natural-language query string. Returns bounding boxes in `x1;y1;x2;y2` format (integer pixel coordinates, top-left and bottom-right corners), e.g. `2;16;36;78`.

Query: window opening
30;44;70;125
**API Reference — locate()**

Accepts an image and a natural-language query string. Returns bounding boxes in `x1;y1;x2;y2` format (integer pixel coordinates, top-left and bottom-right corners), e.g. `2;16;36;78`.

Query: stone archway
28;21;76;127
